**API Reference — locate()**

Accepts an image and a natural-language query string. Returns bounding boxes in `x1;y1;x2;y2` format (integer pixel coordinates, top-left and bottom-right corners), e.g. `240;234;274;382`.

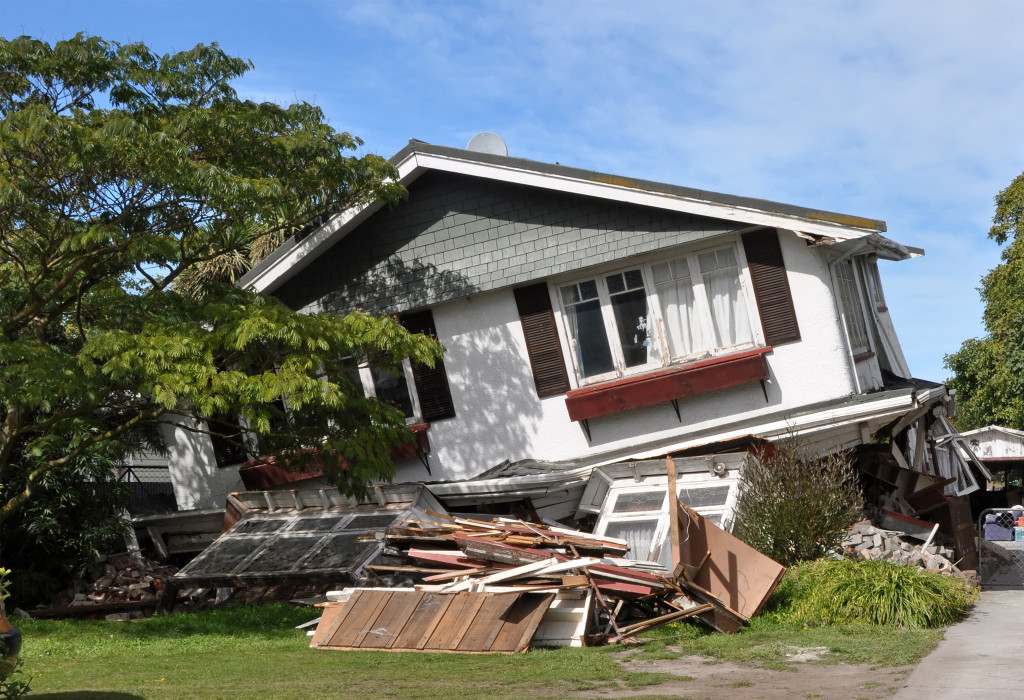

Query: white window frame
833;258;873;357
553;239;763;386
594;477;739;567
349;358;424;426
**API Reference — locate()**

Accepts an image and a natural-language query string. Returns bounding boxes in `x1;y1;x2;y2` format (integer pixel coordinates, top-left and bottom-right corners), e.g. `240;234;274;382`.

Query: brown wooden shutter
400;310;456;421
514;283;571;398
742;229;801;346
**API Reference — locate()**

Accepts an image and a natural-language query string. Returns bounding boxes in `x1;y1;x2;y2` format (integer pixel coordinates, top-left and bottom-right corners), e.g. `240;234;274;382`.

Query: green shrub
772;559;978;628
732;442;862;566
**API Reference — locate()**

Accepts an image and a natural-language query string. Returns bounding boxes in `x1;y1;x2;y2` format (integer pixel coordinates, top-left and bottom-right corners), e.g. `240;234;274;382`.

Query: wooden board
313;590;555;653
674;501;785;620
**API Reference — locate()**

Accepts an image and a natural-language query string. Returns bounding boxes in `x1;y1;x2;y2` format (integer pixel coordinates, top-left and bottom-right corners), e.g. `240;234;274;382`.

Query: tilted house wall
238;140;932;487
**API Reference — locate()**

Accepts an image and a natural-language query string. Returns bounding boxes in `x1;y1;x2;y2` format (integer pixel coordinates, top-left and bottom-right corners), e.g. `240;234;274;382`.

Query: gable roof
241;139;911;295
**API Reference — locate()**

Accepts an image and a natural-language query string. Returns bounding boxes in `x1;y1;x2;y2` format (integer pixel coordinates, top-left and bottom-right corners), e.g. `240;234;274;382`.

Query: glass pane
289;516;345;532
624;269;645;289
651;262;672;285
701;248;753;348
678;485;731;508
347;513;400;530
656;258;707;358
579;280;599;300
564;296;614;378
371;366;414;418
238;535;322;573
231;519;288;535
560;284;581;305
612;491;666;513
836;260;870;353
302;532;376;570
607;272;625;295
604;519;661;562
610;287;651;368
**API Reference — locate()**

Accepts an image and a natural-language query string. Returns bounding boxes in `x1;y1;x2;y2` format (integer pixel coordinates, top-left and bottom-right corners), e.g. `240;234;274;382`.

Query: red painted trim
565;347;772;422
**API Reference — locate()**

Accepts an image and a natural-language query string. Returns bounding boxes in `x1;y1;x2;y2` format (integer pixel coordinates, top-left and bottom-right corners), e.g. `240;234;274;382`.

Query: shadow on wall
434;298;546;478
320;257;479;316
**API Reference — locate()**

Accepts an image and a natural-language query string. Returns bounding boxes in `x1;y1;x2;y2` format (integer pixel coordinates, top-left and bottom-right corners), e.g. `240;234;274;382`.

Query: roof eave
241;140;890;295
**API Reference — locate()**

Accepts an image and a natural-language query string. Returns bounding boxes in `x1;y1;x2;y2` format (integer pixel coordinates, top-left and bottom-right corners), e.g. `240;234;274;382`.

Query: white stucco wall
159;416;245;510
394;232;865;483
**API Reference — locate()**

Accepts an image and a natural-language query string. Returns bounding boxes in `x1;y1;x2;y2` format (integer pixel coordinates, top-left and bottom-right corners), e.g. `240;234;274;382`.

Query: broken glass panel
678;485;731;508
301;532;377;570
238;535;323;573
611;491;666;514
347;513;400;530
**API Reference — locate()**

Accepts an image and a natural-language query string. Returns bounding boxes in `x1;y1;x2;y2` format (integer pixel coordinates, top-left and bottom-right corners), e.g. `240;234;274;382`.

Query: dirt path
586;650;912;699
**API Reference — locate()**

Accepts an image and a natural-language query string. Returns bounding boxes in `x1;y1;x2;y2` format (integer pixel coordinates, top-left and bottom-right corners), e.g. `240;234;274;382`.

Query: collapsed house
115;136;992;626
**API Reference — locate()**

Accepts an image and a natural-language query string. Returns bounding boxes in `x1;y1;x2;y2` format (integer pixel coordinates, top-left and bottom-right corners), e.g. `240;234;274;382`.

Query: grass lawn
13;603;944;699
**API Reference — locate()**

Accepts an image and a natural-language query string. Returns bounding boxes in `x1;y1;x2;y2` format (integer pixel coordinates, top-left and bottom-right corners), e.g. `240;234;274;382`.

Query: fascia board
623;392;918;462
429;391;922;500
412;151;882;241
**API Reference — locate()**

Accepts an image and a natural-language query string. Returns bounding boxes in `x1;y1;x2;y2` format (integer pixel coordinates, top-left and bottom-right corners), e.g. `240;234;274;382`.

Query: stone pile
842;521;975;583
45;553;178;621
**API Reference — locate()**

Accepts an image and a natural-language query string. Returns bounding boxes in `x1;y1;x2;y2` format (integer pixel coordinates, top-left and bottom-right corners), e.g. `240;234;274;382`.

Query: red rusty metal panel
564;347;771;423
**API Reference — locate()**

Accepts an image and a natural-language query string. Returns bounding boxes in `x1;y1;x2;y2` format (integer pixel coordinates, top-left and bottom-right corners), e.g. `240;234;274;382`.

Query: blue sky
4;0;1024;383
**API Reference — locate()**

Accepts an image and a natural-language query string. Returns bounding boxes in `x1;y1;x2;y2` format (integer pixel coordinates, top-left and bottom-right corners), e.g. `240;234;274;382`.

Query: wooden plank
316;592;367;648
457;593;520;652
309;602;347;647
424;592;481;650
392;592;455;650
666;456;681;571
360;591;423;649
329;590;393;648
489;593;556;652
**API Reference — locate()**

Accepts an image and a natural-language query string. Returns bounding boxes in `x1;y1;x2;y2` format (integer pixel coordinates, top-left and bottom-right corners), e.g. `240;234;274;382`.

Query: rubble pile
842;521;974;582
39;553;177;621
309;506;785;651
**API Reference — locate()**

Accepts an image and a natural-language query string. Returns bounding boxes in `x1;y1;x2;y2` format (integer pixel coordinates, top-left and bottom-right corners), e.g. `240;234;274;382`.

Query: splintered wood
310;469;786;651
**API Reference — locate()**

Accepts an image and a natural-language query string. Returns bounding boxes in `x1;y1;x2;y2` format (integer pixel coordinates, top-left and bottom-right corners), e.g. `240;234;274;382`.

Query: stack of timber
311;460;786;652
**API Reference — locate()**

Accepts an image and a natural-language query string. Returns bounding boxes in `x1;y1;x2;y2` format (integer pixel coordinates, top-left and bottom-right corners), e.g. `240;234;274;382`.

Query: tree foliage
0;34;441;525
945;171;1024;430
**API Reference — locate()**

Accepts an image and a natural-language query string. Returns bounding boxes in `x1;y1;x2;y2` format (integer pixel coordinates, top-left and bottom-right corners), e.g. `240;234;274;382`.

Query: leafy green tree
0;34;442;529
945;171;1024;430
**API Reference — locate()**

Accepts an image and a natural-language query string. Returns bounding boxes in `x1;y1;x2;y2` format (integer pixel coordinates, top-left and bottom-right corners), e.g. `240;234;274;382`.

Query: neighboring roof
959;425;1024;440
241;139;906;295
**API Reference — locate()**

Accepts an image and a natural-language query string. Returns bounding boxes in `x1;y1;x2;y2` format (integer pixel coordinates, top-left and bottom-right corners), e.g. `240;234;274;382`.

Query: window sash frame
354;358;425;426
834;258;872;357
554;239;762;386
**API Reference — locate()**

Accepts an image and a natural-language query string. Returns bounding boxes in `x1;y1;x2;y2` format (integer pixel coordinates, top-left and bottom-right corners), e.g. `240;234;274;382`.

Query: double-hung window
557;243;757;384
560;269;660;380
348;360;422;425
834;259;871;356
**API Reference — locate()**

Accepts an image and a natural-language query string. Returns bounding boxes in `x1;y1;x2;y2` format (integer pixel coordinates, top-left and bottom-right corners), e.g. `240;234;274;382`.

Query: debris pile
841;521;974;582
34;553;177;621
310;500;786;651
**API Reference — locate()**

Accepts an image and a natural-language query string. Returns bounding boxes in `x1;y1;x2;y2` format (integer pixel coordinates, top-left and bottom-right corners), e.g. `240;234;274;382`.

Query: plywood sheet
313;590;555;653
674;501;785;620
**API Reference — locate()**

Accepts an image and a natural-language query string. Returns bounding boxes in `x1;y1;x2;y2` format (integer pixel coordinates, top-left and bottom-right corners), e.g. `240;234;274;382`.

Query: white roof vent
466;132;508;156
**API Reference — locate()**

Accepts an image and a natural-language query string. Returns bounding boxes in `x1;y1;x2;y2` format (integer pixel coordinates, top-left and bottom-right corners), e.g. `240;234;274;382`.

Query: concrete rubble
841;521;978;585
